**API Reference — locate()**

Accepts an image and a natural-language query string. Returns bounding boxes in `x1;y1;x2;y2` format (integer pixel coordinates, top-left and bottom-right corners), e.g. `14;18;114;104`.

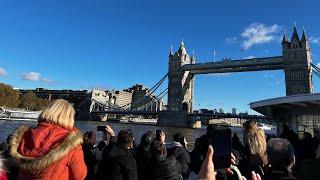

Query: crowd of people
0;99;320;180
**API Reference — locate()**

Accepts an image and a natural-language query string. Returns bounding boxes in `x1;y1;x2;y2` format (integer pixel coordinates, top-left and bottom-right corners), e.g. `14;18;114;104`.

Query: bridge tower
167;41;195;113
282;26;313;95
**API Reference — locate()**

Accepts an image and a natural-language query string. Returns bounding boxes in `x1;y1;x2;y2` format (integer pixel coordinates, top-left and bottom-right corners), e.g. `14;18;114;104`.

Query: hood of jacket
10;122;83;171
106;142;132;160
0;156;4;173
151;156;182;180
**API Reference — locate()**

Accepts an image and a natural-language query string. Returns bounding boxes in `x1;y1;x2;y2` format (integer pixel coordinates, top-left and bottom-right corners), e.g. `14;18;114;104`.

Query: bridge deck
181;56;284;74
92;111;269;120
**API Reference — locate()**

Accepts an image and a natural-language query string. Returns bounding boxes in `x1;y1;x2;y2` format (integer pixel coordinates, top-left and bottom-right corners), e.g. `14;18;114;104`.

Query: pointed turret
282;30;289;44
177;40;187;55
282;30;290;52
300;27;309;49
169;45;174;56
291;26;300;42
301;28;307;42
191;50;196;64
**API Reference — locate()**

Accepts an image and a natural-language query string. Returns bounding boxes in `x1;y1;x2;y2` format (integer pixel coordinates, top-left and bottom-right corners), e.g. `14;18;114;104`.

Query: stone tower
282;26;313;95
167;41;195;113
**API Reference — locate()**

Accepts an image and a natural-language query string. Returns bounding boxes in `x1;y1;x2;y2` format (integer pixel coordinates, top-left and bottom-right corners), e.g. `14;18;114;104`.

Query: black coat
167;145;191;179
149;156;183;180
96;142;138;180
135;145;153;180
82;144;98;180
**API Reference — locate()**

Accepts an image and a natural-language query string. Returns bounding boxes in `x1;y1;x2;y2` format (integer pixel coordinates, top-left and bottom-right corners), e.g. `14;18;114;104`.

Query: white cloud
317;63;320;68
241;23;281;50
22;72;41;81
310;37;320;45
42;77;56;85
225;37;238;45
244;56;256;59
0;67;7;76
22;72;56;85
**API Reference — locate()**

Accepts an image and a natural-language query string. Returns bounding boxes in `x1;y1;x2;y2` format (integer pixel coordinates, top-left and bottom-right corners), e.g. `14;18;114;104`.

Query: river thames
0;119;248;150
0;119;207;149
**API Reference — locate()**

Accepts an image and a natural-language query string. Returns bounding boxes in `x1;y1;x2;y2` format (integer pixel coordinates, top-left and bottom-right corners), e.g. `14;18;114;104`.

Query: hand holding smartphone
97;125;115;136
209;127;232;169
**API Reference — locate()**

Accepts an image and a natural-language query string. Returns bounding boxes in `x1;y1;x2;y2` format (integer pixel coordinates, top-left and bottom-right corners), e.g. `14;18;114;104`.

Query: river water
0;119;215;148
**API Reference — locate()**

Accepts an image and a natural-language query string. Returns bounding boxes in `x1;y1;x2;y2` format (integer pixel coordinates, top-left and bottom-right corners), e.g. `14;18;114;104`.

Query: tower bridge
92;26;318;130
159;26;313;128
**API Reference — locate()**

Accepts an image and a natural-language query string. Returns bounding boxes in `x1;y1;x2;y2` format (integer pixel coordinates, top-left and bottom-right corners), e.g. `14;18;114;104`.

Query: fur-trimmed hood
10;123;83;171
0;155;4;173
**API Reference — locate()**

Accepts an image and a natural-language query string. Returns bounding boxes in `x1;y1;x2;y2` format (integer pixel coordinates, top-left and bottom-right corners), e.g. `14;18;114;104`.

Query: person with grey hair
265;138;296;180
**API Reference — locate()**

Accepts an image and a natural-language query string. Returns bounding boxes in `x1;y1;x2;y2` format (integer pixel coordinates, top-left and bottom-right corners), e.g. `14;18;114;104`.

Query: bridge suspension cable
132;88;168;111
120;73;168;109
92;73;169;112
146;73;168;96
311;63;320;78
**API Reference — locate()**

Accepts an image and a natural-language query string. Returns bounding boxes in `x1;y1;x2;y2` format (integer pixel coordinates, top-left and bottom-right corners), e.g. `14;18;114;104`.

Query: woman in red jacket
10;99;87;180
0;156;8;180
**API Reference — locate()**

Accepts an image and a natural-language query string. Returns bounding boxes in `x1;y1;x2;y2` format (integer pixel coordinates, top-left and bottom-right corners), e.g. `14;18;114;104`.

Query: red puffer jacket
10;122;87;180
0;157;8;180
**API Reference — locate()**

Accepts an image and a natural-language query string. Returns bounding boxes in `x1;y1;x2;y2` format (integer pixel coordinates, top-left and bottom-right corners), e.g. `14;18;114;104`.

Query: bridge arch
182;102;189;113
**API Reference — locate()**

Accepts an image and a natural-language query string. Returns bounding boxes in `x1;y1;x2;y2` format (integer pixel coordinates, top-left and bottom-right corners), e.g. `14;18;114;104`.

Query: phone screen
211;127;231;169
97;126;105;131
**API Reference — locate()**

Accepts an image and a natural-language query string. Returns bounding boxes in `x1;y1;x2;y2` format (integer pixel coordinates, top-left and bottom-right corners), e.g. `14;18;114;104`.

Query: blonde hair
243;121;267;155
38;99;75;130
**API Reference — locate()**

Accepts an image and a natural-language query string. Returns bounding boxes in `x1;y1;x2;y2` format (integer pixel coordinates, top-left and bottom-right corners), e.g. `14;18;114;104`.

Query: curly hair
243;121;267;157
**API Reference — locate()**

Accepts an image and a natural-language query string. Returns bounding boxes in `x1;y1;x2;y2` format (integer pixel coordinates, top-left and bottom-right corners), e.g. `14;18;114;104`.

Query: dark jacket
167;142;191;179
96;142;137;180
265;169;296;180
135;145;153;180
149;156;183;180
190;135;211;174
2;148;19;180
82;144;97;180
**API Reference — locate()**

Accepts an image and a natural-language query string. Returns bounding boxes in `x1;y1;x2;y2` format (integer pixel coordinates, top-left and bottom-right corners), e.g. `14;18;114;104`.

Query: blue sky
1;0;320;114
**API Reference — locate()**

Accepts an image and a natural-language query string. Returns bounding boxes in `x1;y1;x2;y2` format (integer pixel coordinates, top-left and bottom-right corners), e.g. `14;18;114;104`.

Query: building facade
19;88;88;109
108;89;133;108
128;84;162;112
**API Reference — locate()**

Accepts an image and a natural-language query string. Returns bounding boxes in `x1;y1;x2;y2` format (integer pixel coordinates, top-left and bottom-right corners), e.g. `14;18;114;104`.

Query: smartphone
97;126;105;131
210;127;231;169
